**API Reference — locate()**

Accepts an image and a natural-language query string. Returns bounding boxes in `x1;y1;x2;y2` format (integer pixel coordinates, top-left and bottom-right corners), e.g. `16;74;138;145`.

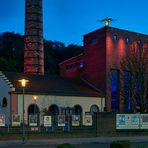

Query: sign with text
116;114;148;129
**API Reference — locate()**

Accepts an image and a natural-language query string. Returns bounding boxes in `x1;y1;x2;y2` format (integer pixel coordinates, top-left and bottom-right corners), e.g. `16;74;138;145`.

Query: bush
57;143;76;148
110;140;130;148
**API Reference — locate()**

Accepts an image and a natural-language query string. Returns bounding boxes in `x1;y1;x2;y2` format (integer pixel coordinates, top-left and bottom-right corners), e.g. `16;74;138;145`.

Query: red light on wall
117;38;126;59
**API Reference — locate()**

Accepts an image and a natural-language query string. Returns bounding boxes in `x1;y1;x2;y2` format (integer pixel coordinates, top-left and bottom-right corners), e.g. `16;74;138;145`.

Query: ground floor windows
24;103;98;127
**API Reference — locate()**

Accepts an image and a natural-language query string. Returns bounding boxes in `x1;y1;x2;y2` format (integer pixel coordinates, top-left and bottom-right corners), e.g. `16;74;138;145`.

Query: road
1;136;148;148
1;143;148;148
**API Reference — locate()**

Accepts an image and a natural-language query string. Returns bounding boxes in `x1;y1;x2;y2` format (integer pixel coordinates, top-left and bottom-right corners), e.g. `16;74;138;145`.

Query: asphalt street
0;136;148;148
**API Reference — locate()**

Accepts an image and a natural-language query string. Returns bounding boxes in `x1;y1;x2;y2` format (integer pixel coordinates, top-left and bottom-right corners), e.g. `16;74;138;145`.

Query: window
79;60;84;68
123;71;131;111
73;105;82;115
2;97;7;107
113;35;118;41
48;104;59;115
90;38;97;44
135;73;142;111
126;37;130;44
90;105;99;114
137;40;142;44
111;69;120;111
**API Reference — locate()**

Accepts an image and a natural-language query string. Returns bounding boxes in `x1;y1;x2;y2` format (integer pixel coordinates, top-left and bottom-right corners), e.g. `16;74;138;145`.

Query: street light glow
33;96;37;101
18;79;29;87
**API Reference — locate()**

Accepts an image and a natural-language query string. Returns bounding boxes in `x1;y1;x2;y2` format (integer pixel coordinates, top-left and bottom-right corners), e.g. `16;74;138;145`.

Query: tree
0;32;84;74
120;42;148;112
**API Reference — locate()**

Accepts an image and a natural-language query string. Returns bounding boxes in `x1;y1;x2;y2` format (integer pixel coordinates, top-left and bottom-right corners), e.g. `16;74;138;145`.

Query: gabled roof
0;71;104;97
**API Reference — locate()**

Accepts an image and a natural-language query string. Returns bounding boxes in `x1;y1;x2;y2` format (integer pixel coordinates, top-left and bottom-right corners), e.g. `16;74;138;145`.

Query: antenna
97;17;117;26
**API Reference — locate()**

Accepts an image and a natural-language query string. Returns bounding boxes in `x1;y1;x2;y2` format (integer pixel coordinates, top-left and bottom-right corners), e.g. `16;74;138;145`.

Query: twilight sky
0;0;148;46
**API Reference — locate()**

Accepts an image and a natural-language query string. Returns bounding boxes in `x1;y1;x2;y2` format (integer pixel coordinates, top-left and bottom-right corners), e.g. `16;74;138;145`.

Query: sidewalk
0;136;148;147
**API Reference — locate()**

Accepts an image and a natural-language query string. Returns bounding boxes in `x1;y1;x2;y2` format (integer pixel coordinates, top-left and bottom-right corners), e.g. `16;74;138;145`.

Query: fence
1;113;148;139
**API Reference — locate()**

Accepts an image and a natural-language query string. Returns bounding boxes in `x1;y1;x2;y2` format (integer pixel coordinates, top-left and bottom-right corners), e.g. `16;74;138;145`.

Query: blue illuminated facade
123;71;131;111
111;69;120;111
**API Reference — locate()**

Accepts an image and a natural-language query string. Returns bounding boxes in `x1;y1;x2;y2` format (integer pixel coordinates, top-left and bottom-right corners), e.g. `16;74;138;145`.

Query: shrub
57;143;76;148
110;140;130;148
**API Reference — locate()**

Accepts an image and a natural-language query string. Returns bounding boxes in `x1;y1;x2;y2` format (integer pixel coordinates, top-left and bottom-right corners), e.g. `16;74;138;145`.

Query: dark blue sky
0;0;148;46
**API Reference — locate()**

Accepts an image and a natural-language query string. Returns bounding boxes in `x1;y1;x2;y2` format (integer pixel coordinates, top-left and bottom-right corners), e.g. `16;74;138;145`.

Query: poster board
72;115;80;126
84;115;92;126
12;114;20;126
0;114;5;127
58;115;65;126
29;114;37;126
44;116;52;127
116;114;148;129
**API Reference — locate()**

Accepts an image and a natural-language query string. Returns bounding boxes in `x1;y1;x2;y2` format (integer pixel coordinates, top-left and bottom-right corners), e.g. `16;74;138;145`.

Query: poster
116;114;140;129
84;115;92;126
0;114;5;127
44;116;52;127
58;115;65;126
29;114;37;126
72;115;80;126
12;114;20;126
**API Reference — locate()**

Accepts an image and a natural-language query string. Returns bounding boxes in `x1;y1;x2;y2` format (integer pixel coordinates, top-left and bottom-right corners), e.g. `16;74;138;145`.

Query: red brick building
59;26;148;112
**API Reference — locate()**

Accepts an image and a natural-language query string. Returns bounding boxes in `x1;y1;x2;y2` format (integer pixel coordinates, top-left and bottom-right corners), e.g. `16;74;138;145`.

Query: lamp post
18;79;29;143
33;96;37;119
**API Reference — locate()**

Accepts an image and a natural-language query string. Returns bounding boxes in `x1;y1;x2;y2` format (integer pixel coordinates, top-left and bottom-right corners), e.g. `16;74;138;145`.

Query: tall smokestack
24;0;44;75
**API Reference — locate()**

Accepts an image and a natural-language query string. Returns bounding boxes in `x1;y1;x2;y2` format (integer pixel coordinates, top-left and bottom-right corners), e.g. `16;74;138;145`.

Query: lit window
113;35;118;41
111;69;120;111
79;60;84;68
126;37;130;44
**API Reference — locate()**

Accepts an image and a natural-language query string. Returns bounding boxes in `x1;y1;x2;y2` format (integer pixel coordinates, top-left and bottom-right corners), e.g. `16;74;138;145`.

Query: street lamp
33;96;37;117
33;96;37;104
33;96;39;129
18;79;29;143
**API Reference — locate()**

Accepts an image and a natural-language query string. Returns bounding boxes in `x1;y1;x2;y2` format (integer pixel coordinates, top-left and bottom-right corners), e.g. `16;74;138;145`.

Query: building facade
0;71;104;126
59;26;148;112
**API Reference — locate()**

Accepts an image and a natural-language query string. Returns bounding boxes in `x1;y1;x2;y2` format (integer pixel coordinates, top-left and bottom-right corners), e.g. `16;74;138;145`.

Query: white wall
17;94;105;125
0;75;12;124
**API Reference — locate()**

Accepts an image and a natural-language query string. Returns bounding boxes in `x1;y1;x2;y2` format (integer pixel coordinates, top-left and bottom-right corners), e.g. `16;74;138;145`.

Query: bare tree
120;42;148;112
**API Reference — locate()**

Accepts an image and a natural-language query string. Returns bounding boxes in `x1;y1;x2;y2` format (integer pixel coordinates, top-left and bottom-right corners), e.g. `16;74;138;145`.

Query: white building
0;71;104;126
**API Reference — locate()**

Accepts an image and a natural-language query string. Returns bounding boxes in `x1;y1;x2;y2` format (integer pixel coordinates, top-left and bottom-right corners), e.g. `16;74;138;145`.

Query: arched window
126;37;130;44
73;105;82;115
28;104;39;114
28;104;40;126
113;35;118;41
73;105;82;124
48;104;59;115
2;97;7;107
90;105;99;114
